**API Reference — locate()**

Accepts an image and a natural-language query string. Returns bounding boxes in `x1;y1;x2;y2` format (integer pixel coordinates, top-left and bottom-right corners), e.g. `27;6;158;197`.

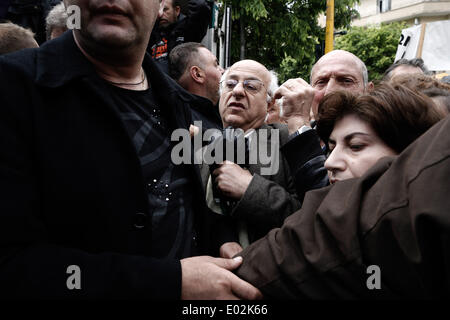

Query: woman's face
324;114;397;184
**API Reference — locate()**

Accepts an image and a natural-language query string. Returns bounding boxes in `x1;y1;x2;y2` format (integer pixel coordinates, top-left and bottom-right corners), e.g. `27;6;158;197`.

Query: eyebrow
313;73;358;81
228;74;263;82
329;132;372;144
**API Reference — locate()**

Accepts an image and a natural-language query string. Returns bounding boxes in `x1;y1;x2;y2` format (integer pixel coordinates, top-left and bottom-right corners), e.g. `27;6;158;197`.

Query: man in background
169;41;223;130
148;0;211;73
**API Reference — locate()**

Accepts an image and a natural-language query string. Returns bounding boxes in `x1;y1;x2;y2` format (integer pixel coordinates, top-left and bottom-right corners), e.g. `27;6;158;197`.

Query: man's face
219;60;271;132
311;51;366;96
159;0;180;29
198;47;224;105
64;0;161;48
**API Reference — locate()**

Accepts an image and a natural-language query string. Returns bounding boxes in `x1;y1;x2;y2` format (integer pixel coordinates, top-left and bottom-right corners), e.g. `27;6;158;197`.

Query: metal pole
325;0;334;54
225;5;232;68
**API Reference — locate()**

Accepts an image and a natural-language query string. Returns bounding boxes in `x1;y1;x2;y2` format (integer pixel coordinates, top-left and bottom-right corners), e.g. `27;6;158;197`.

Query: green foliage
335;22;408;81
219;0;360;83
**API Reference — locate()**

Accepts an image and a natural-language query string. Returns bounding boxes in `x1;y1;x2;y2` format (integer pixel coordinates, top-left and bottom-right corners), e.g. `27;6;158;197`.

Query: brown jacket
236;116;450;299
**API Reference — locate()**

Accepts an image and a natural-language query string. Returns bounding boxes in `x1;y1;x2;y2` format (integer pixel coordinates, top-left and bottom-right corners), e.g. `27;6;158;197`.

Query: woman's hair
316;83;444;153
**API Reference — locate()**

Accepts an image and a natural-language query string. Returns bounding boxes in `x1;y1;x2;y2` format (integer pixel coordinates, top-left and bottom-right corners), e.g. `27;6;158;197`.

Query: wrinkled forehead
227;61;270;84
312;54;363;81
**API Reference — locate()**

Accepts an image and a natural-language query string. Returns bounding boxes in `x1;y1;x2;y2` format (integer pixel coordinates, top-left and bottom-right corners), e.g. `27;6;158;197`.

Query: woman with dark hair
316;83;444;184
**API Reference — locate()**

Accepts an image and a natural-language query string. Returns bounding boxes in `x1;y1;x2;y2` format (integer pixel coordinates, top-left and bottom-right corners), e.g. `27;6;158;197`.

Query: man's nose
324;78;338;96
231;81;246;97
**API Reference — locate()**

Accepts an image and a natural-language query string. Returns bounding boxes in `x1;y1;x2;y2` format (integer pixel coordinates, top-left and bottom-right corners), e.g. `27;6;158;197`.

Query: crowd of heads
0;0;448;197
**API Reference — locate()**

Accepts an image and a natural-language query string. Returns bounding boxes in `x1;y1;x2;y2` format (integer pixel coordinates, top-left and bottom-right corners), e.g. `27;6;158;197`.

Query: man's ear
190;66;205;84
158;0;166;18
175;5;181;18
367;81;374;91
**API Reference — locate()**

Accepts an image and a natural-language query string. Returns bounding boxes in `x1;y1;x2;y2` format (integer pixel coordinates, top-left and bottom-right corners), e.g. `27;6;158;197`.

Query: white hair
45;2;68;40
267;70;279;102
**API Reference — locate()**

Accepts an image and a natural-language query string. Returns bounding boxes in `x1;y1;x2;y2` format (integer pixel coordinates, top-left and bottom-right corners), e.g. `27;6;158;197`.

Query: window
377;0;391;13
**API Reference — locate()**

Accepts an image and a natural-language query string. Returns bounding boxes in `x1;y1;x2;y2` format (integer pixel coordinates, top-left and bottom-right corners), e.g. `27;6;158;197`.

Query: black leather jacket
280;129;329;203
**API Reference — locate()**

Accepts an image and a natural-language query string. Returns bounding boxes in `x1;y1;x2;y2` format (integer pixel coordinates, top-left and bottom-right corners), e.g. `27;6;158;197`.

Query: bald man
269;50;373;207
276;50;373;135
206;59;304;257
210;59;330;259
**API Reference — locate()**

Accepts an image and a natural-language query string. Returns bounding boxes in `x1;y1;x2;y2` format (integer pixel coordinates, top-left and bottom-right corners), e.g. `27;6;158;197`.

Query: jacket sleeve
280;129;329;202
183;0;211;43
229;125;302;234
0;57;182;299
235;116;450;299
231;173;301;230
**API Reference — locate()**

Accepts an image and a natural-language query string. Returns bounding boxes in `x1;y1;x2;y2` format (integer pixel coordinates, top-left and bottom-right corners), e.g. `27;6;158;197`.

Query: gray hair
382;58;429;81
45;2;68;40
267;70;279;101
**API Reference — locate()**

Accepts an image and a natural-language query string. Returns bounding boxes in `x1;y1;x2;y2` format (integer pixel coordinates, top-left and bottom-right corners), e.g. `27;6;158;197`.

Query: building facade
353;0;450;26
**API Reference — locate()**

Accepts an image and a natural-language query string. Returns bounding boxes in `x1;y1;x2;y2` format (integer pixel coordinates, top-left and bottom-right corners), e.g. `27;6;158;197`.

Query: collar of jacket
189;93;221;119
33;30;196;103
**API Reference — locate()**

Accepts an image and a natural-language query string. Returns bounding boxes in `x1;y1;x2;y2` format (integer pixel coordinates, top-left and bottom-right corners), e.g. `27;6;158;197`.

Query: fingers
189;125;200;137
274;78;310;99
274;85;291;100
228;272;263;300
220;242;244;259
209;256;243;271
274;78;317;120
212;160;235;176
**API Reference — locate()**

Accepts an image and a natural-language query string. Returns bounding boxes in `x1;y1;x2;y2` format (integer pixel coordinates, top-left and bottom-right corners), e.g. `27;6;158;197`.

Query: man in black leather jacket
147;0;211;74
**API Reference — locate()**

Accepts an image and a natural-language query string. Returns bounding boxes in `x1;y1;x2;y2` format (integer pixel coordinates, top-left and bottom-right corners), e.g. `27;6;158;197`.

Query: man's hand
220;242;244;259
274;78;324;134
213;161;253;199
181;256;263;300
189;124;200;137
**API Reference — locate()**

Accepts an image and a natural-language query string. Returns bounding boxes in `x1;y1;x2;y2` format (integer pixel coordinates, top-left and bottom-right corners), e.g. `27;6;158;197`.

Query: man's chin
223;116;244;129
83;26;136;49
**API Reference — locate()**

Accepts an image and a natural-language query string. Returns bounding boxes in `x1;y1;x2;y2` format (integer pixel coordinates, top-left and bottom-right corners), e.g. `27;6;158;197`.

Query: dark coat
236;116;450;299
0;31;227;299
280;129;329;202
188;94;222;131
230;123;301;243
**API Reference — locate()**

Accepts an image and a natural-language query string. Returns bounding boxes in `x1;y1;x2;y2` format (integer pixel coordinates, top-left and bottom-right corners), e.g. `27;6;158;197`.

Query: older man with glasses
206;59;326;259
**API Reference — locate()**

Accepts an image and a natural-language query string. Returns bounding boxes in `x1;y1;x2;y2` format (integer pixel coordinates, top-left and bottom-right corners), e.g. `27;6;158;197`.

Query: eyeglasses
220;79;266;94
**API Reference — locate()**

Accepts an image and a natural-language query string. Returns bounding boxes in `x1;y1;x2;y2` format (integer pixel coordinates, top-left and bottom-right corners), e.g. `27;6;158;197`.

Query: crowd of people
0;0;449;299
